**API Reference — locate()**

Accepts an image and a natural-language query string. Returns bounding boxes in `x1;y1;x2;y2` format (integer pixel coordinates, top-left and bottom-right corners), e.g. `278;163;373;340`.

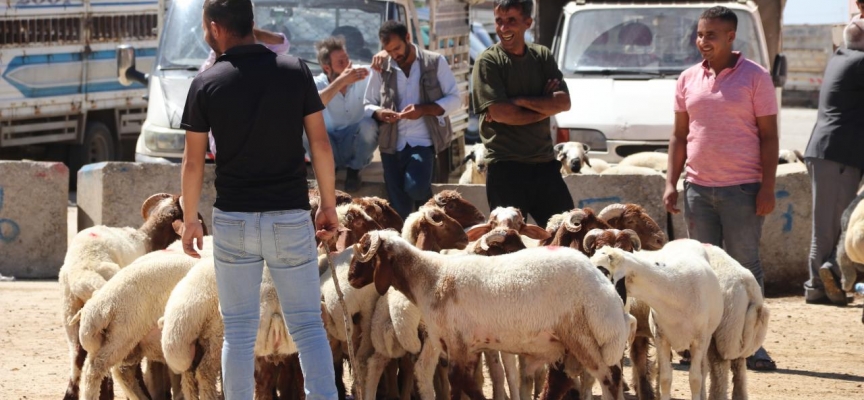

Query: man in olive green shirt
472;0;573;226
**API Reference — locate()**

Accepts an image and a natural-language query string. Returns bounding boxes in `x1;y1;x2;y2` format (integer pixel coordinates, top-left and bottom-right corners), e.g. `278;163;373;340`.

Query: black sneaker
344;168;361;192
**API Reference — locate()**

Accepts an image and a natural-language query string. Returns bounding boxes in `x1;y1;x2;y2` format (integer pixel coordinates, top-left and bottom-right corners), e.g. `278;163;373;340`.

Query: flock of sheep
56;185;787;400
459;142;807;184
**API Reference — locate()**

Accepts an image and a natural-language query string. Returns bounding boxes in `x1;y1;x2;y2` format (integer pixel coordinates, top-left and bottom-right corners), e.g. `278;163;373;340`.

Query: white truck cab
549;0;785;163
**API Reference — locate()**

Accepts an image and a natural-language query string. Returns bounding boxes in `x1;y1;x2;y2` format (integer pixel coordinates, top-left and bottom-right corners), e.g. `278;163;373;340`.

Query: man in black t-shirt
179;1;339;399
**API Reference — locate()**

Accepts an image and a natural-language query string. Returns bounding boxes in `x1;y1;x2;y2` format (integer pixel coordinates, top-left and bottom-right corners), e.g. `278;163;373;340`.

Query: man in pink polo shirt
663;6;779;371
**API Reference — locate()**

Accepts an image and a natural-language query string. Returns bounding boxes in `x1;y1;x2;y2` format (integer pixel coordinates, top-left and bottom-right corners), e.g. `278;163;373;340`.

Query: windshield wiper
159;65;200;71
574;69;667;77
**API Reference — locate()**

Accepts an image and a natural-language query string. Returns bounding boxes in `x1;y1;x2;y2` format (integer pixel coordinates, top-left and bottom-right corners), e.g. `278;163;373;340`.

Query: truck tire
69;122;116;188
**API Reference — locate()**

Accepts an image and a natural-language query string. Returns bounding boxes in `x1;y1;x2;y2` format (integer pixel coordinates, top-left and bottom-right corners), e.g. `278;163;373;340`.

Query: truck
118;0;477;182
0;0;161;181
534;0;787;163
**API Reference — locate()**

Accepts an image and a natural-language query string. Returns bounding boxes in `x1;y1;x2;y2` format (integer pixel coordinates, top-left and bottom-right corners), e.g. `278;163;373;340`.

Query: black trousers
486;160;575;227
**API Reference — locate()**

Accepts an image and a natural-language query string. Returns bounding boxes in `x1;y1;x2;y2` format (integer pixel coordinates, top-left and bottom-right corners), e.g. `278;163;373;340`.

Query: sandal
746;347;777;371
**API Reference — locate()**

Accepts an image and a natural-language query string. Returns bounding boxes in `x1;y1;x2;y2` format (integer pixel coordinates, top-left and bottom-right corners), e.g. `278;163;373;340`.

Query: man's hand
315;206;339;242
755;186;776;216
399;104;424;120
337;61;369;86
663;184;680;214
181;220;205;258
543;79;561;95
253;28;284;45
370;50;389;72
374;109;400;124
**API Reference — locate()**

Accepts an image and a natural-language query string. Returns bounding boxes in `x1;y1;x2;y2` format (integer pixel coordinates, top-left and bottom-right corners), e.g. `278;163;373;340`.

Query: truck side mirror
772;53;787;88
117;45;148;86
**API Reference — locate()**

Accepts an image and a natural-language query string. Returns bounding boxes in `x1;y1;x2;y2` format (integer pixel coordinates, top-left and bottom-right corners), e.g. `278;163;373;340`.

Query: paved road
779;107;817;153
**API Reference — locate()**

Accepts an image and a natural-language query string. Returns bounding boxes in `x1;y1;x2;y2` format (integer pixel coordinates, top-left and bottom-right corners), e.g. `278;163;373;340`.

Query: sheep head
545;208;610;252
598;203;667;250
590;246;629;285
426;190;485;228
466;207;550;242
582;229;641;257
309;189;353;220
143;194;209;252
354;197;404;232
349;230;403;295
410;206;468;252
334;204;382;252
554;142;591;175
469;228;526;256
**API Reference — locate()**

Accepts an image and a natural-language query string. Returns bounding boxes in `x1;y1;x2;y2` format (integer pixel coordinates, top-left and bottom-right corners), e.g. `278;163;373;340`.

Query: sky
784;0;856;25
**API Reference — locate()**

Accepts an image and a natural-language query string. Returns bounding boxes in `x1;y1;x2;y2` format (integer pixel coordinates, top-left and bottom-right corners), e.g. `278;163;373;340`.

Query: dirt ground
1;281;862;400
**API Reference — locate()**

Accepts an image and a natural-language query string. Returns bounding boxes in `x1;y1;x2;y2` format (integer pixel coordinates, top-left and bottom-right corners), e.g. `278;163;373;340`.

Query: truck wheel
69;122;116;188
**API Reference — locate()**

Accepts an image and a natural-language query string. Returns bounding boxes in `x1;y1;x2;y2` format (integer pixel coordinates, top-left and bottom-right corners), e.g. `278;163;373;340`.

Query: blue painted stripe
2;48;156;98
7;4;85;9
7;0;155;8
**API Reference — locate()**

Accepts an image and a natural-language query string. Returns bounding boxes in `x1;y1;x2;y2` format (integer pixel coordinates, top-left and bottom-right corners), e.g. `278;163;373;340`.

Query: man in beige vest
364;20;461;218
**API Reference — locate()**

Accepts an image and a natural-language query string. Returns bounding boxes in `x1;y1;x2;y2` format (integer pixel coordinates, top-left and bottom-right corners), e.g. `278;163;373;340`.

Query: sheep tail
740;301;770;358
162;315;198;373
77;306;110;354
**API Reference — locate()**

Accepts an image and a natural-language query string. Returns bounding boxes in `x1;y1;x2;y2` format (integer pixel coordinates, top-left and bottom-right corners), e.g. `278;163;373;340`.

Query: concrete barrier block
77;162;216;231
762;164;810;292
0;161;69;278
563;174;668;232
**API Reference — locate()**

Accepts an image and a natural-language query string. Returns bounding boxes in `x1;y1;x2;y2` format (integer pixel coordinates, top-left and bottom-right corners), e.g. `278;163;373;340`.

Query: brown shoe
819;267;850;306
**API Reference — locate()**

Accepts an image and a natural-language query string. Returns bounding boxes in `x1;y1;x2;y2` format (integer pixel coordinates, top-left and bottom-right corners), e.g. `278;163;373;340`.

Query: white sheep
590;240;723;400
348;231;637;400
58;193;195;399
77;237;213;400
777;149;804;165
459;143;489;184
618;152;669;172
600;165;664;176
840;192;864;292
553;142;609;175
702;244;770;400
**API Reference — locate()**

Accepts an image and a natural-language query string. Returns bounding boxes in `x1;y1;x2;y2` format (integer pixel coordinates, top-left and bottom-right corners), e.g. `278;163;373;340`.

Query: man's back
807;48;864;170
183;45;323;212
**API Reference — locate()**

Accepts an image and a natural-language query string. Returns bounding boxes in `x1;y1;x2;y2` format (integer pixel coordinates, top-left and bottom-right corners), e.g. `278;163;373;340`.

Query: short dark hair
494;0;533;19
316;36;346;66
378;20;409;44
203;0;254;38
700;6;738;32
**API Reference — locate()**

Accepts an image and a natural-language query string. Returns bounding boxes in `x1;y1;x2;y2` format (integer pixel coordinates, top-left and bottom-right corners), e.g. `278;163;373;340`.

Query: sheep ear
373;256;393;296
553;143;565;154
623;229;641;251
172;220;183;236
335;230;351;252
465;224;493;242
415;225;441;252
520;224;551;241
582;143;591;153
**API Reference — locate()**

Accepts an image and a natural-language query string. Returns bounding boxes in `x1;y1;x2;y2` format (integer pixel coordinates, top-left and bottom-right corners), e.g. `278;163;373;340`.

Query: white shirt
314;72;368;131
364;46;461;150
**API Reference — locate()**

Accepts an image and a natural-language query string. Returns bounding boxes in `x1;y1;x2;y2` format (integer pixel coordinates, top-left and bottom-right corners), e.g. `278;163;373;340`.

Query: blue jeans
684;181;766;292
380;144;435;219
303;117;378;170
212;208;337;400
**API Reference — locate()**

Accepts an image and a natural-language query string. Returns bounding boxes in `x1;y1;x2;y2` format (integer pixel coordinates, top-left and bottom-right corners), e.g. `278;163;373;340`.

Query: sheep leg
399;354;417;400
655;338;672;400
196;340;222;400
365;353;390;400
80;337;140;400
484;351;507;400
62;300;86;400
500;353;520;400
537;362;575;400
254;357;277;400
707;346;729;400
687;340;709;400
144;359;172;400
469;353;484;400
434;363;451;400
630;336;655;400
383;358;400;399
415;340;442;400
577;370;594;400
171;372;185;400
730;358;748;400
277;355;304;400
517;355;534;400
448;359;485;400
112;363;152;400
181;371;200;400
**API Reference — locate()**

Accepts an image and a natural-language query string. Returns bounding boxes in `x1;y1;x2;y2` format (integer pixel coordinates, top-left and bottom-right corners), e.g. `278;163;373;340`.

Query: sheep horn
582;229;605;252
355;232;381;263
141;193;173;221
598;203;627;221
622;229;642;251
423;208;444;226
564;210;586;233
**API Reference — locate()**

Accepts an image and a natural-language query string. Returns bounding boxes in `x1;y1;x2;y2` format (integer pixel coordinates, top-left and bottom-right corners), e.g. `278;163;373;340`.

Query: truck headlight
143;126;185;152
569;129;607;152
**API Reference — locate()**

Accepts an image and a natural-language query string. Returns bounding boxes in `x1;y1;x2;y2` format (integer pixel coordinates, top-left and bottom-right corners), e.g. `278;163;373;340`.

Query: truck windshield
158;0;389;72
562;8;765;76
